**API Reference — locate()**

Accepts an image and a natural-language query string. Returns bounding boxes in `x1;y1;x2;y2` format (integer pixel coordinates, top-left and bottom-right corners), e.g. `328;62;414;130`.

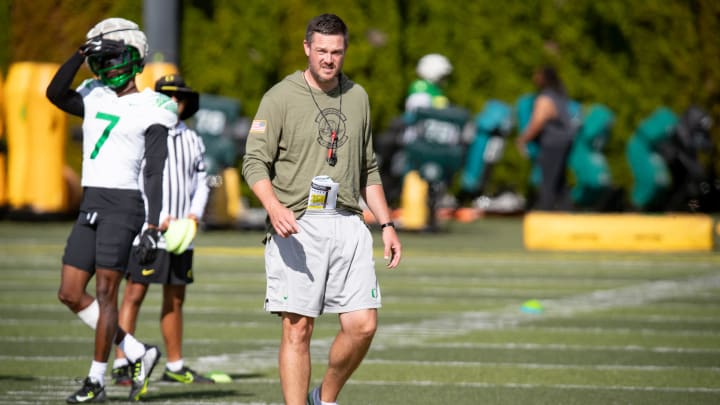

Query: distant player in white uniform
46;17;176;403
112;74;214;386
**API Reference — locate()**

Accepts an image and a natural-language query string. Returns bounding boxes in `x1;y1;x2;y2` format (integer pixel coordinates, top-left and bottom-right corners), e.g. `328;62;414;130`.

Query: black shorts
62;188;145;273
127;248;195;285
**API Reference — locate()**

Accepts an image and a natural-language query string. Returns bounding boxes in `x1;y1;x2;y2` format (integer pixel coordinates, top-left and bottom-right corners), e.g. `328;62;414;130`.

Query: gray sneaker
306;385;321;405
128;345;161;401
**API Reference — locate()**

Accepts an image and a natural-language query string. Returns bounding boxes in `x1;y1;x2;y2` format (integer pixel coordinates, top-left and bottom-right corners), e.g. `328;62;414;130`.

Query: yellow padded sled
523;212;714;252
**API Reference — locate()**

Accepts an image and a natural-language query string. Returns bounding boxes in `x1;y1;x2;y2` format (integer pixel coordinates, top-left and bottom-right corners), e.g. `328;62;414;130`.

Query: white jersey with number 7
77;79;177;190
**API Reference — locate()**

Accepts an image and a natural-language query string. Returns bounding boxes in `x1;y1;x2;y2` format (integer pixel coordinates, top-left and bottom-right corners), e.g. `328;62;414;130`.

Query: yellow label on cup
307;176;339;210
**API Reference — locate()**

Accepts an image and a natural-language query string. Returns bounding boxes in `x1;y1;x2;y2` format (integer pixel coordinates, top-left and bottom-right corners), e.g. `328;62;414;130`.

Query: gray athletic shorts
264;210;381;317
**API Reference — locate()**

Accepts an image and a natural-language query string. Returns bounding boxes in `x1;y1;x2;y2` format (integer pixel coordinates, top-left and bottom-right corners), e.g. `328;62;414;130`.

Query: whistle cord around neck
303;70;342;166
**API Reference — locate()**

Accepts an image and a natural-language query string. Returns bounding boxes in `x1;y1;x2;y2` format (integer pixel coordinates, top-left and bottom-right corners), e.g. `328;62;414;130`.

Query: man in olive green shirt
242;13;401;405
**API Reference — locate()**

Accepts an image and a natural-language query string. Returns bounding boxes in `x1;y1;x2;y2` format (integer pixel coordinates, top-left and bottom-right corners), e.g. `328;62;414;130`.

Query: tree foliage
8;0;719;202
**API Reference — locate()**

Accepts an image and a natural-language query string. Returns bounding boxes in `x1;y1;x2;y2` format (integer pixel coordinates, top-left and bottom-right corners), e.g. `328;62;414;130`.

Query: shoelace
132;361;142;379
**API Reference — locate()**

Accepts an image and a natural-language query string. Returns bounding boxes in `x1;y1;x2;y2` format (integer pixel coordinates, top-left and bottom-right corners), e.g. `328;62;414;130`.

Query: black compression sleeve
46;51;85;117
143;124;169;226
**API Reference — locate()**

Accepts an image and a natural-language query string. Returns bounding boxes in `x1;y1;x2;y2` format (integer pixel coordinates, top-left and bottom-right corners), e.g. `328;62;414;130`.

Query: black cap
155;74;200;120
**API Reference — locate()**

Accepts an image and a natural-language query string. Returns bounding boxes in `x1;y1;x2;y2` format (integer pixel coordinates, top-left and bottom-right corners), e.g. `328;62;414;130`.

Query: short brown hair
305;13;348;47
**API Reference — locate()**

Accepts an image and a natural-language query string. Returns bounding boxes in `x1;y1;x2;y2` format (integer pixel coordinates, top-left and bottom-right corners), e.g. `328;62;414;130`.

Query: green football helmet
85;17;148;89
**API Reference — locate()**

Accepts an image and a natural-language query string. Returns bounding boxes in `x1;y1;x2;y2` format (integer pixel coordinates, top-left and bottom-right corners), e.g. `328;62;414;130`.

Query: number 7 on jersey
91;112;120;159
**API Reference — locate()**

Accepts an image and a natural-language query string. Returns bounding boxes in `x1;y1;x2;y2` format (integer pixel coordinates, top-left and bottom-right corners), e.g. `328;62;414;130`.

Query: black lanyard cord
303;70;342;166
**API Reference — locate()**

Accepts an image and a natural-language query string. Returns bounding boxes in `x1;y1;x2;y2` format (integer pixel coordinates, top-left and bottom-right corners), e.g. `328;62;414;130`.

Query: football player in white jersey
111;74;214;386
46;17;177;403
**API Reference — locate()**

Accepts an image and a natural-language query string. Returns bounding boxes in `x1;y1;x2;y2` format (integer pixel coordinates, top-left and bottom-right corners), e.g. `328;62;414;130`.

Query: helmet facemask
87;46;144;89
85;18;148;90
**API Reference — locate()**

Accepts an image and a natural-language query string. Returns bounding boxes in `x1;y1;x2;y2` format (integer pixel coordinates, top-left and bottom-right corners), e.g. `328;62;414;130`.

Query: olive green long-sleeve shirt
242;70;382;219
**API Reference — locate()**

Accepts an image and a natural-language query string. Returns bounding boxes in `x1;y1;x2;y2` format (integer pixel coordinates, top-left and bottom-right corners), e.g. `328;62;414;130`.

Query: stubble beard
308;64;339;89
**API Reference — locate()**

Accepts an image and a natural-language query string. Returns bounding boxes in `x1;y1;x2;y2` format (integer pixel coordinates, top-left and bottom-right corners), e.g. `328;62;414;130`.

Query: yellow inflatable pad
523;212;714;252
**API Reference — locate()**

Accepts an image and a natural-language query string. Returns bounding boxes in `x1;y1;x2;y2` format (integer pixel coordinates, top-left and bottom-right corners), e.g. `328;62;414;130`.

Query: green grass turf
0;217;719;404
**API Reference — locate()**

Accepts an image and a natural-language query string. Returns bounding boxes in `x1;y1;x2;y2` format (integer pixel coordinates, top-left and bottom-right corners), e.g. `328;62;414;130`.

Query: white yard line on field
190;271;720;375
4;370;719;405
364;358;720;372
411;341;720;353
356;379;720;393
374;271;720;346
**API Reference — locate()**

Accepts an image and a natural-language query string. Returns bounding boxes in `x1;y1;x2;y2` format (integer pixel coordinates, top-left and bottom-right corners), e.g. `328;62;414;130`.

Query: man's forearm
251;178;284;213
362;184;392;225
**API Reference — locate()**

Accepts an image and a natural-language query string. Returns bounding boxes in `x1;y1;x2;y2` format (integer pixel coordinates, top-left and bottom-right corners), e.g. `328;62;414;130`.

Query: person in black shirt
516;66;576;210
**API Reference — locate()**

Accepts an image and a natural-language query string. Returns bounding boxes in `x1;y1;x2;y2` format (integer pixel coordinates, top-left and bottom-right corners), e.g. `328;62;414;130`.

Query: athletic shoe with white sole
66;377;106;403
161;366;215;384
128;345;161;401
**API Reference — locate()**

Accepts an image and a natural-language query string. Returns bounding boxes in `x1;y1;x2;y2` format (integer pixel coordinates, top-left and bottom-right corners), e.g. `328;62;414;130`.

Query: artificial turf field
1;217;719;404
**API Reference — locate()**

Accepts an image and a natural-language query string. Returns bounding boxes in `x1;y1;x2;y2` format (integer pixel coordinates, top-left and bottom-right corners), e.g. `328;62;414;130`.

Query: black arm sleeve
144;124;169;226
45;51;85;117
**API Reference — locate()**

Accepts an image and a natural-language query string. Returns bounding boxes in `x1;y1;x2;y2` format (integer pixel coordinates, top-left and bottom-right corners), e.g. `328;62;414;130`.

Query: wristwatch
380;222;395;230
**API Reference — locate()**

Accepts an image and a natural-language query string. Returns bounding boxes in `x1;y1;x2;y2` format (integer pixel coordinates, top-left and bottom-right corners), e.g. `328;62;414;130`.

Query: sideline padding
134;62;178;91
5;62;67;213
5;62;35;209
399;170;429;230
29;63;68;213
0;71;5;207
524;212;714;252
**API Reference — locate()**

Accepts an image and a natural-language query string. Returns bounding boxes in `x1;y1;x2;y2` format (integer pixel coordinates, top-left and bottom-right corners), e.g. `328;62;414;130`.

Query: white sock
77;300;99;330
88;361;107;387
112;357;129;369
166;359;184;372
320;402;338;405
118;334;145;362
